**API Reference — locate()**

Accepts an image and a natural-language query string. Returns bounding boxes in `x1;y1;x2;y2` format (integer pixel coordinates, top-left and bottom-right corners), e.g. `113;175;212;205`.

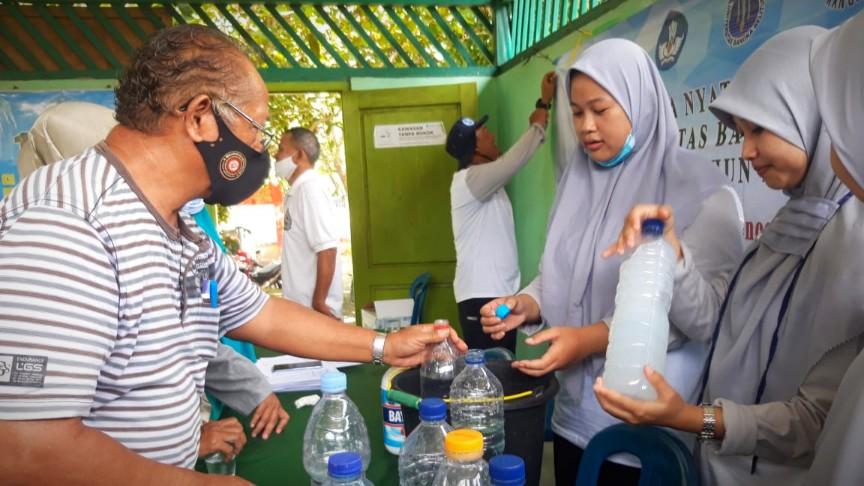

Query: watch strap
699;404;718;441
371;333;387;365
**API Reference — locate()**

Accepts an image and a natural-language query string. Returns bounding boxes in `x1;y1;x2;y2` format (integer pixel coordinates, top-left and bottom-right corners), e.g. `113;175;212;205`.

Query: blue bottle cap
465;349;485;365
320;371;347;393
490;454;526;485
328;452;363;479
419;398;447;421
642;218;665;237
495;304;511;319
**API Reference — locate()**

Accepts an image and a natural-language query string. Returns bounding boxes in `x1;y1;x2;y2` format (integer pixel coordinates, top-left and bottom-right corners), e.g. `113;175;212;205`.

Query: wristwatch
699;404;718;441
535;98;552;110
371;333;387;365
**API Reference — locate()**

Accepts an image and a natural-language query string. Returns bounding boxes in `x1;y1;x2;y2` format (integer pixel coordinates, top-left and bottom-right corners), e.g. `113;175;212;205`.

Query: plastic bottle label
382;401;405;452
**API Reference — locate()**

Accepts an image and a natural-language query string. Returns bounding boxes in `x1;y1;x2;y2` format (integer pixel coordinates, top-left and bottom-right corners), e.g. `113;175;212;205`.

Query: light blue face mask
591;131;635;169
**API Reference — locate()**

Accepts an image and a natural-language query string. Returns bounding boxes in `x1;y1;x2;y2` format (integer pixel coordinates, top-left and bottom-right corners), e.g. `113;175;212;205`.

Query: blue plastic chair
409;272;431;325
574;424;697;486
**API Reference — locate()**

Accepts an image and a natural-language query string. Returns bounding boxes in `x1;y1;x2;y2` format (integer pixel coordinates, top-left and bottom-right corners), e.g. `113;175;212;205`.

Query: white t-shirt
281;170;343;317
450;170;520;302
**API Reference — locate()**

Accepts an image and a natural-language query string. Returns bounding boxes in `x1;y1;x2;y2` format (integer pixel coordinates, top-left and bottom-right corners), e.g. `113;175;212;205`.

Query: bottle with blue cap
324;452;373;486
603;218;676;400
398;398;453;486
449;349;504;459
303;371;371;485
489;455;525;486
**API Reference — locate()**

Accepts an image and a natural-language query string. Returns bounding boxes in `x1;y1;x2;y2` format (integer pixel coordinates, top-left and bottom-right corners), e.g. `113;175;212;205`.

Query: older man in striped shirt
0;25;464;484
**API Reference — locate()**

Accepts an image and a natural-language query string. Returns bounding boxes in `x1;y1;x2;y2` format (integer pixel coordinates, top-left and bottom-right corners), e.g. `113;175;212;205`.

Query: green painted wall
348;0;654;287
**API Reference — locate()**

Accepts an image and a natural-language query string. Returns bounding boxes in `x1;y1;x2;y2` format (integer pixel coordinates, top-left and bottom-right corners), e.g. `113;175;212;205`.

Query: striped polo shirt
0;143;267;467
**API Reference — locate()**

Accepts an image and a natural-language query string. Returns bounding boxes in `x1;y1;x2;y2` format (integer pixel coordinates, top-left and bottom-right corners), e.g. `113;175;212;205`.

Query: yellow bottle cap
444;429;484;460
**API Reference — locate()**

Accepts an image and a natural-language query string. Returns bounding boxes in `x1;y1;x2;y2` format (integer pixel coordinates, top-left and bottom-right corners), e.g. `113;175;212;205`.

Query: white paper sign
373;122;446;149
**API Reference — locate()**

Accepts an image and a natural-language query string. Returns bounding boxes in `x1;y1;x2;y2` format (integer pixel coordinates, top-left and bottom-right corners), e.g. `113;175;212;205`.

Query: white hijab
805;13;864;486
703;26;859;408
543;39;724;400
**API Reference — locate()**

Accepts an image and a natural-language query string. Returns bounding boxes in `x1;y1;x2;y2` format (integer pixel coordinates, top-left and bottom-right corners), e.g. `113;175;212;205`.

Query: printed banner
578;0;862;240
0;91;114;197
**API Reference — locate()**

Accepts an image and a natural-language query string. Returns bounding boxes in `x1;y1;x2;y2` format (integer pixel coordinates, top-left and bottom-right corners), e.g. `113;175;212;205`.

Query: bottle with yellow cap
431;429;491;486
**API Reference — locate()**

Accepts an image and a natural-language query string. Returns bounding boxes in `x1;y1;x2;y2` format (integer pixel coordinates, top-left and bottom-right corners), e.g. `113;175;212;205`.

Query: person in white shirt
275;127;343;319
447;72;556;352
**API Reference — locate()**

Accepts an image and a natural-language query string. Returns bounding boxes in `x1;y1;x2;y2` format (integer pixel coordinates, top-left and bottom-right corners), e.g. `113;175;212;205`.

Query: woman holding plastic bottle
593;26;864;486
803;13;864;486
479;38;742;485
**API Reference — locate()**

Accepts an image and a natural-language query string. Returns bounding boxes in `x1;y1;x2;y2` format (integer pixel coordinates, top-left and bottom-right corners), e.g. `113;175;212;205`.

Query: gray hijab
704;25;861;407
542;39;724;391
811;13;864;191
805;14;864;486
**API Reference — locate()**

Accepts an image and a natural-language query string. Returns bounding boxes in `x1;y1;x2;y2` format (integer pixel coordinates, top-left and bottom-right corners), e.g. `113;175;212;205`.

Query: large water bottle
431;429;490;486
449;349;504;458
489;455;525;486
303;371;371;485
420;319;462;399
381;366;408;455
325;452;374;486
398;398;453;486
603;218;676;400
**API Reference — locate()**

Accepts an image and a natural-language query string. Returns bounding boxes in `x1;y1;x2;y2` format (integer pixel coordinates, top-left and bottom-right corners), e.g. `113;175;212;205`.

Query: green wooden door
343;83;477;333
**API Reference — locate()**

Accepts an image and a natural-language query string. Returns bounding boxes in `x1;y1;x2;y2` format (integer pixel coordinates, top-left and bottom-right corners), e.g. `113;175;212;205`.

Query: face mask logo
591;131;635;169
196;108;271;207
220;151;247;181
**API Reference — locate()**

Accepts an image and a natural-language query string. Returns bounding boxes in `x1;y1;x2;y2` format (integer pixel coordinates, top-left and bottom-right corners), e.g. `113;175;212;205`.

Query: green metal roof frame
0;0;616;82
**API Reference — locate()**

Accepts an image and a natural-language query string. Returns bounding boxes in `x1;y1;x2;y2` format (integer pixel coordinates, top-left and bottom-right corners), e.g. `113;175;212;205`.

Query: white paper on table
255;355;362;393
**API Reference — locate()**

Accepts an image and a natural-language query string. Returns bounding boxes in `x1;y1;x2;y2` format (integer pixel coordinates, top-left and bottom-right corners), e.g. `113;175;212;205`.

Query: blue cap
328;452;363;480
495;304;511;320
446;115;489;169
320;371;347;393
490;454;526;486
642;218;665;237
419;398;447;421
465;349;485;365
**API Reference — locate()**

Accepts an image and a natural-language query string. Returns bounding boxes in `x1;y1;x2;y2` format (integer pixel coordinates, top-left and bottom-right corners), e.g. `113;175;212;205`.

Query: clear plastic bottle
399;398;453;486
303;371;371;485
324;452;374;486
431;429;490;486
420;319;462;399
603;218;676;400
489;455;525;486
449;349;504;459
381;366;408;455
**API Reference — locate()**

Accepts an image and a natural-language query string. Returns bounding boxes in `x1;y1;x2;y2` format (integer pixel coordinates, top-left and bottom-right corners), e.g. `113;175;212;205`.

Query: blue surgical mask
591;131;635;169
181;198;206;215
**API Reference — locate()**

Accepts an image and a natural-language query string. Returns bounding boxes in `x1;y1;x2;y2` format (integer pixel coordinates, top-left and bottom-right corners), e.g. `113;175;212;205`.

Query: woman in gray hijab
805;12;864;486
594;26;864;486
479;38;740;484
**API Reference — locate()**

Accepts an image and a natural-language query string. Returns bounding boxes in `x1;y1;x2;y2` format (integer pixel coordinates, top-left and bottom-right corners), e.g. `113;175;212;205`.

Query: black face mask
196;110;271;206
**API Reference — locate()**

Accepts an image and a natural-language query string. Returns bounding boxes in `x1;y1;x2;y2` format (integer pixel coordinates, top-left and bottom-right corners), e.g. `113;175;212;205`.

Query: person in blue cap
447;72;555;352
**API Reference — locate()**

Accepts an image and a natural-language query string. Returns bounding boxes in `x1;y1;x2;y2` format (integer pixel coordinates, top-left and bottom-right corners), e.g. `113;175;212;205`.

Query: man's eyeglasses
215;98;276;151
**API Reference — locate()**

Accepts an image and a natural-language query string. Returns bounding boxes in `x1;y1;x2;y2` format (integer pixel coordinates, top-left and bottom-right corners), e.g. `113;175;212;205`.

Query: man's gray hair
287;127;321;164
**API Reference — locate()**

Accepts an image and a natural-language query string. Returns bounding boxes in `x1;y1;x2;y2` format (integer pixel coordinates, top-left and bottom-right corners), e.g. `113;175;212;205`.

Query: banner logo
656;11;688;70
724;0;765;47
825;0;859;9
